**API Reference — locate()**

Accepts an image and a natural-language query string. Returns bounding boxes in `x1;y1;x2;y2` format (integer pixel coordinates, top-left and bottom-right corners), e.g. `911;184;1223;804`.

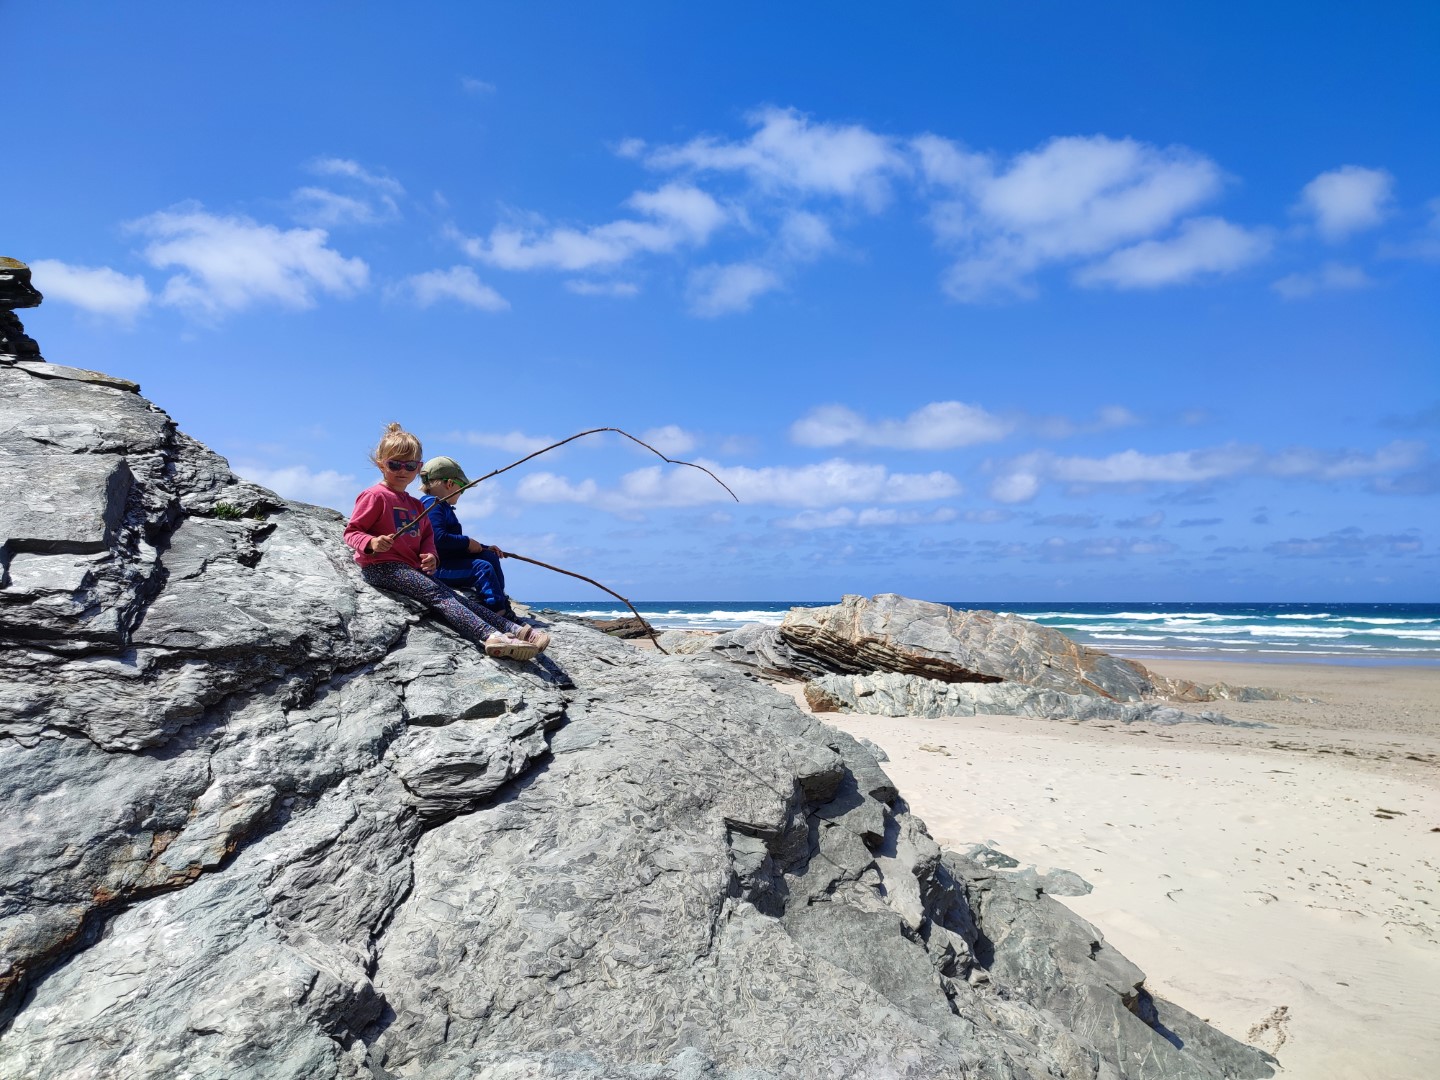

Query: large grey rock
781;595;1278;704
804;671;1260;727
0;355;1272;1078
781;593;1136;694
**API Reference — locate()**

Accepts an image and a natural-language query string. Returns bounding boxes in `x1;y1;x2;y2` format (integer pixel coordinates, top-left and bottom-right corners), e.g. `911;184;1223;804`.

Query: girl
344;423;549;661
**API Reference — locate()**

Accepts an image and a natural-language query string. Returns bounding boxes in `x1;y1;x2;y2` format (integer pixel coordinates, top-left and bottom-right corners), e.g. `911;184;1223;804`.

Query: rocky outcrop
805;671;1258;727
782;594;1178;700
0;309;1272;1076
577;613;657;639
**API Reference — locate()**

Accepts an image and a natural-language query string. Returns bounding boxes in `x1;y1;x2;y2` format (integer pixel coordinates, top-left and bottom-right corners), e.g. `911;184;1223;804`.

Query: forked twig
501;550;667;654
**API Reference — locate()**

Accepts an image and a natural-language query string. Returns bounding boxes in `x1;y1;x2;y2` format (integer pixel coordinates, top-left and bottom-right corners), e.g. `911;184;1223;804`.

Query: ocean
535;601;1440;665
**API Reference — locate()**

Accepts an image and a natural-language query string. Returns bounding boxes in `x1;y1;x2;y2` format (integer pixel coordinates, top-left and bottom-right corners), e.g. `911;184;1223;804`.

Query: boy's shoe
517;626;550;653
484;634;539;661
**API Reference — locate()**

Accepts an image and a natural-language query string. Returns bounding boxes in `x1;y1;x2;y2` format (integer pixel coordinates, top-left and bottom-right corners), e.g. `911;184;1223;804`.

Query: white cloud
1075;217;1272;288
646;106;908;208
449;430;557;456
1296;166;1393;241
1034;536;1180;561
291;187;391;228
990;471;1041;504
460;183;726;272
988;440;1424;501
922;134;1226;299
292;160;404;228
130;205;369;315
687;262;782;316
513;472;599;504
776;506;958;530
399;266;509;311
640;425;698;455
791;401;1014;449
307;158;404;196
515;458;960;511
460;76;496;95
234;463;359;513
1271;262;1374;299
29;259;151;318
778;211;836;260
565;279;641;297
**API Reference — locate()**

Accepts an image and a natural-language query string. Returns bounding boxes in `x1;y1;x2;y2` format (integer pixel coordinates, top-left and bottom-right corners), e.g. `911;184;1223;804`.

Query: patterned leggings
361;562;522;647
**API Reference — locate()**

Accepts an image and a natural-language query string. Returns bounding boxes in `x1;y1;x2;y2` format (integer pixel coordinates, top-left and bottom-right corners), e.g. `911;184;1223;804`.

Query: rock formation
804;671;1259;727
779;594;1264;702
0;294;1273;1077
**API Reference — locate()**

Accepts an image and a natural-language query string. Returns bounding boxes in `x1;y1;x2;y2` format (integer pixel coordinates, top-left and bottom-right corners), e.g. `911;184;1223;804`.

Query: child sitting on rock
417;455;518;620
343;423;549;661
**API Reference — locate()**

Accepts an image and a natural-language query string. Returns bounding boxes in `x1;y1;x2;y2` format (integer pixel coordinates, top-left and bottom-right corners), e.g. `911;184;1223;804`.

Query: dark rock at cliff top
0;345;1272;1077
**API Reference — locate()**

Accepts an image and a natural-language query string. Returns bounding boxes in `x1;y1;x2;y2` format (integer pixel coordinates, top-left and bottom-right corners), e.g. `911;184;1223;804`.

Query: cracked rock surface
0;353;1272;1078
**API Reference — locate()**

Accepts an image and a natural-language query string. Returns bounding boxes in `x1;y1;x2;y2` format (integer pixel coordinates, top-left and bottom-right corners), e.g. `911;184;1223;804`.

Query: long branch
394;426;738;538
501;550;667;654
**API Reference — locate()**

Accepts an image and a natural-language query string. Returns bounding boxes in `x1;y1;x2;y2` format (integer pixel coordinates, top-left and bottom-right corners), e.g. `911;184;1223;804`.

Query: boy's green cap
421;455;470;486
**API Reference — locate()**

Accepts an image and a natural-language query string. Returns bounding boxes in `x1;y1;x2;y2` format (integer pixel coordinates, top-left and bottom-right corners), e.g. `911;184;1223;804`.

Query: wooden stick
500;550;668;654
394;426;738;538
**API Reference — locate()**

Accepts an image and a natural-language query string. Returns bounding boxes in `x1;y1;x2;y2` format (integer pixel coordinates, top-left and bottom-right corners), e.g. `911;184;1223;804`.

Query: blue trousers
436;552;508;611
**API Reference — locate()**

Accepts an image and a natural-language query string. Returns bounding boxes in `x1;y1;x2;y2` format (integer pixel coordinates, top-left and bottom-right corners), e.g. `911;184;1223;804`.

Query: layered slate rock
780;594;1158;699
805;671;1258;727
0;334;1272;1077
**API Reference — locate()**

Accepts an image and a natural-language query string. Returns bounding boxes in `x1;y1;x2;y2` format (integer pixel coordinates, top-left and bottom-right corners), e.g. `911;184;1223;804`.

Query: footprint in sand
1246;1005;1290;1054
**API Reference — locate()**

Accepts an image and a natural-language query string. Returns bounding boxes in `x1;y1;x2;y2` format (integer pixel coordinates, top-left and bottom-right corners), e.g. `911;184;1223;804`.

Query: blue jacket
419;495;473;575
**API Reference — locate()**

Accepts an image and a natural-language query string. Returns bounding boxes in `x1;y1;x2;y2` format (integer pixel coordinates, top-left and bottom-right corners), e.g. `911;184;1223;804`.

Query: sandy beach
802;659;1440;1079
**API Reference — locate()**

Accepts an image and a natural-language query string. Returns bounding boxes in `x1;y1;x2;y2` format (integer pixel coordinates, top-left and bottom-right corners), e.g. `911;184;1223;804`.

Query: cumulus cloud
639;425;699;456
234;463;359;513
687;262;782;316
918;134;1227;299
1271;262;1373;299
130;205;368;315
791;401;1014;449
1296;166;1393;241
988;440;1425;502
397;266;509;311
1075;217;1272;288
28;259;151;318
645;106;908;208
516;458;960;512
460;183;726;272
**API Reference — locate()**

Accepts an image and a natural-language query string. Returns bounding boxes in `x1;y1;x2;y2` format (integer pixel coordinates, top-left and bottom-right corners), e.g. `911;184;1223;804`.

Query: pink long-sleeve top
343;482;438;568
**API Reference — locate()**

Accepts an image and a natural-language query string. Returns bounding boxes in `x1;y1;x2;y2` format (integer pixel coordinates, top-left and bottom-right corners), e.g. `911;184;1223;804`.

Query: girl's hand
467;538;484;554
420;552;438;574
371;533;395;554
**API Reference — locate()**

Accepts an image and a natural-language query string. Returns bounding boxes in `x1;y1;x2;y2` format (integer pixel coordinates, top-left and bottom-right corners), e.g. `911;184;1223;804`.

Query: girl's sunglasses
386;459;421;472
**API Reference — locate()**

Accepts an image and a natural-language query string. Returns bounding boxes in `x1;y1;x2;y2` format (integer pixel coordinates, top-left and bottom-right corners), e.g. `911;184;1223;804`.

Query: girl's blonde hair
370;422;422;467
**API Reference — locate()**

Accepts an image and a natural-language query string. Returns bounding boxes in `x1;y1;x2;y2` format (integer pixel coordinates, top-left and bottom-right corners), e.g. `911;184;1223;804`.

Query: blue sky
10;2;1438;601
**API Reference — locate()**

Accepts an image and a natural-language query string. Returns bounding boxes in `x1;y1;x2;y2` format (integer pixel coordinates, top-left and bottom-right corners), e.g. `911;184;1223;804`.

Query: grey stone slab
0;453;132;554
